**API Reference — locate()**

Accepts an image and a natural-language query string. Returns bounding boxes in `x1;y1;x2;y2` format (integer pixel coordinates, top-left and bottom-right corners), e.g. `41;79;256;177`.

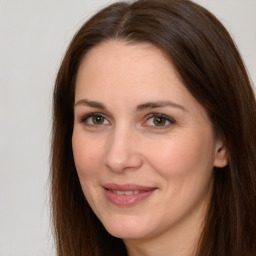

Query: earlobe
214;140;228;168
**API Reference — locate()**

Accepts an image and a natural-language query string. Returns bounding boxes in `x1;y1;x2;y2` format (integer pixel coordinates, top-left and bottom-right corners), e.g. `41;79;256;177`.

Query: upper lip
103;183;157;191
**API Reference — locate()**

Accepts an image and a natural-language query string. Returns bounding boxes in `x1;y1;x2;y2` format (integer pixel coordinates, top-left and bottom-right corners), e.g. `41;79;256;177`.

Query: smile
103;184;157;207
112;190;140;195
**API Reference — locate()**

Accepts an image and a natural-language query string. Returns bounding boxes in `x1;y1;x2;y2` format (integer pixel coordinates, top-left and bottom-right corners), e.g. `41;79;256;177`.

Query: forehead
77;40;173;76
75;40;183;97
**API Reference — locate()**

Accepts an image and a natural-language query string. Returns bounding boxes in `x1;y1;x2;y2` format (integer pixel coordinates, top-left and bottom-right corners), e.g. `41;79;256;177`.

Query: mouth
102;183;157;207
111;190;140;195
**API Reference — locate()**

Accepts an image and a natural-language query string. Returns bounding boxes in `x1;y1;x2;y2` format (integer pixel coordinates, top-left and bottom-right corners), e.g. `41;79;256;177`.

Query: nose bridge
104;124;142;172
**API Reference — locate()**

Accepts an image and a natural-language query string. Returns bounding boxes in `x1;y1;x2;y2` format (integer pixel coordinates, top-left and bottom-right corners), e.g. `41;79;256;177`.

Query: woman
51;0;256;255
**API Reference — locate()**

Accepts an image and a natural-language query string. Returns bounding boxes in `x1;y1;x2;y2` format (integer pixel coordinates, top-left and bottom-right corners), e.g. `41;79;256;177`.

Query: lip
102;183;157;207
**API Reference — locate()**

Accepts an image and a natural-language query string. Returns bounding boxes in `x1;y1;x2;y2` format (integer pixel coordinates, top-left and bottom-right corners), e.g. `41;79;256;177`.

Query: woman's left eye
145;114;175;128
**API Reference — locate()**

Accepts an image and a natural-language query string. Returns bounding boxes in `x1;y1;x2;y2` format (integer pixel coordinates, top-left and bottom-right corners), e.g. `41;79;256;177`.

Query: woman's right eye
80;114;110;126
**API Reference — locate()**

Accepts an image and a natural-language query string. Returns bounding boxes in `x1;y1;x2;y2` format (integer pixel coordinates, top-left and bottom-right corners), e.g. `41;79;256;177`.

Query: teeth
124;191;133;195
112;190;140;195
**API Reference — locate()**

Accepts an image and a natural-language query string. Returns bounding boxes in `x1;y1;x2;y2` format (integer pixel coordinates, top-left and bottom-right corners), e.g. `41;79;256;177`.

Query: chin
107;227;147;240
101;215;153;240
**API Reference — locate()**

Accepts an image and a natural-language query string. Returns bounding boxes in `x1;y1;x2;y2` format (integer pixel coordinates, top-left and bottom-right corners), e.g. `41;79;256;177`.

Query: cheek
145;132;215;216
144;131;215;179
72;133;105;208
72;133;104;177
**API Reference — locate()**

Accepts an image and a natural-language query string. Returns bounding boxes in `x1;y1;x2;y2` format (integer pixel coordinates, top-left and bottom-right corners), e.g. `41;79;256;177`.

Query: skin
72;40;228;256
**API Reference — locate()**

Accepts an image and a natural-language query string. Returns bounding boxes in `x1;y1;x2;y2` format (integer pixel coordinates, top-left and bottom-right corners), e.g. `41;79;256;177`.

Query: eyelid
79;112;110;125
144;113;176;128
146;113;175;122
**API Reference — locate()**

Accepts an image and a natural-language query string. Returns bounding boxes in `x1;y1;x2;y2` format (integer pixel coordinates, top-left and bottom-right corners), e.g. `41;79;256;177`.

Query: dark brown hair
51;0;256;255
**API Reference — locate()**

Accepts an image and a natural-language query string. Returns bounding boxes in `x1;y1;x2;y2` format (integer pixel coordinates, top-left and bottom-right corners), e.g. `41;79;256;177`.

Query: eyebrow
136;101;187;112
74;99;187;112
74;99;106;109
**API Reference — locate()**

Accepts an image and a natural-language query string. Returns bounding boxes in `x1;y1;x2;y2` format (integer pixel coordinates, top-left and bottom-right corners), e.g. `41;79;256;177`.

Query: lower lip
103;188;156;207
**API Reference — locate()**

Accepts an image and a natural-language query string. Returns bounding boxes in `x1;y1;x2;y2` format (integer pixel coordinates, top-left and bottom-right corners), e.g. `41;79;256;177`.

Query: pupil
93;116;103;124
154;117;166;126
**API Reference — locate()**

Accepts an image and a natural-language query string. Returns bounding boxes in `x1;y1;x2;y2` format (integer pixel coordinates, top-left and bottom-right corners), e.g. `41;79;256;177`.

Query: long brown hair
51;0;256;255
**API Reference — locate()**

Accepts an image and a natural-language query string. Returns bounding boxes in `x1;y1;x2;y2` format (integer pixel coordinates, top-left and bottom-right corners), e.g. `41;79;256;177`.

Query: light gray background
0;0;255;255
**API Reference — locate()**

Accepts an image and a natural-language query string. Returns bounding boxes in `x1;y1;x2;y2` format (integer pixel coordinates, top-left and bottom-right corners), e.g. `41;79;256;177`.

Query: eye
145;114;175;128
80;113;110;126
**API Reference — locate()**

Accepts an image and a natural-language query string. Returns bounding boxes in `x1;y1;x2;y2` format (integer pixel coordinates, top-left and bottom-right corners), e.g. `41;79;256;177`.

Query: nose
104;128;143;173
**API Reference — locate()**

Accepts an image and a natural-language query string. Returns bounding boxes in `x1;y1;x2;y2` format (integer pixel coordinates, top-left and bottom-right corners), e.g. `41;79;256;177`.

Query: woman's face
72;40;227;241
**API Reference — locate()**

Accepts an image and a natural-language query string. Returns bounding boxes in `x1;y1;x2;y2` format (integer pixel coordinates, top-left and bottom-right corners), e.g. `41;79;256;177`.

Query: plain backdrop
0;0;255;255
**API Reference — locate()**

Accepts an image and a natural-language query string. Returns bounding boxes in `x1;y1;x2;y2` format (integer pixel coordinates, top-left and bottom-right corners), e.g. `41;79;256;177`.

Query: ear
214;140;228;168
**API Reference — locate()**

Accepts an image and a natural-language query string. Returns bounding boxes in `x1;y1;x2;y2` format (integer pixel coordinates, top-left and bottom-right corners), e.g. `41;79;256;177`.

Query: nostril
104;152;143;173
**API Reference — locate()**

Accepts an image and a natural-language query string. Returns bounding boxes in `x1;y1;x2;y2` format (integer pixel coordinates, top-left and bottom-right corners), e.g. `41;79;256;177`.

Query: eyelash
79;112;176;129
80;113;109;126
144;113;175;129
